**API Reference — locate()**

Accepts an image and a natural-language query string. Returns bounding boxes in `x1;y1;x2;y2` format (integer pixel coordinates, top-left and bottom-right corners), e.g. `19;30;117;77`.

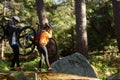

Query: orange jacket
39;30;52;46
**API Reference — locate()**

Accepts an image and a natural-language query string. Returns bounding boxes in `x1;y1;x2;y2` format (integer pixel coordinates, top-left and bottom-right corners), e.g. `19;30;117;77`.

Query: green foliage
46;0;117;56
0;0;38;29
104;39;118;51
0;60;9;71
90;52;119;80
0;3;3;12
0;57;48;72
22;57;39;71
86;0;116;51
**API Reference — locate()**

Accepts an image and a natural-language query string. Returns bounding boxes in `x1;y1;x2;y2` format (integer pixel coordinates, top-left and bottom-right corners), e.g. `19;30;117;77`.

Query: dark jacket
5;24;21;46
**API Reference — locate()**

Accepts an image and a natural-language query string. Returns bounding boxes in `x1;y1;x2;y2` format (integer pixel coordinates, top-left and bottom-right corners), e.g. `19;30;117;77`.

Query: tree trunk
1;0;7;59
35;0;48;30
112;0;120;53
75;0;88;58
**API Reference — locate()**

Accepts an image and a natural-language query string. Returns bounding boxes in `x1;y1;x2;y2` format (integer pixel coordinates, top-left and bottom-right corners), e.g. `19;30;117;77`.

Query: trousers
37;44;50;69
10;45;20;67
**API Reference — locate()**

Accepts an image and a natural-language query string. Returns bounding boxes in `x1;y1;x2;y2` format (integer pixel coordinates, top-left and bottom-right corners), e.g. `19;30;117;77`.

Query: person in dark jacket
5;16;22;71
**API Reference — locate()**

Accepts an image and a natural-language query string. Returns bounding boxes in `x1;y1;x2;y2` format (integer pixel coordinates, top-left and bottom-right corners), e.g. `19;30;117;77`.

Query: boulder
51;52;97;78
107;72;120;80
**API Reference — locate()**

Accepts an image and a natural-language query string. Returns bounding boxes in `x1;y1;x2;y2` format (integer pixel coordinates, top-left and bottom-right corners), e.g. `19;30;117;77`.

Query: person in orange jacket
37;23;53;72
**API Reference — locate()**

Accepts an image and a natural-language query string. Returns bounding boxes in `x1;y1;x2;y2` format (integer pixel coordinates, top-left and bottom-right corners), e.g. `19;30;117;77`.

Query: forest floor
0;51;120;80
89;51;120;80
0;71;99;80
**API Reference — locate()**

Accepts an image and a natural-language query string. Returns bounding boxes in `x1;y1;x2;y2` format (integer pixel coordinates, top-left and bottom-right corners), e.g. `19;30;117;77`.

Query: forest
0;0;120;80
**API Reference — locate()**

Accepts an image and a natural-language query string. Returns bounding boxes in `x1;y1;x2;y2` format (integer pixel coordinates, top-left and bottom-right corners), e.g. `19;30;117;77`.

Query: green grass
0;57;47;72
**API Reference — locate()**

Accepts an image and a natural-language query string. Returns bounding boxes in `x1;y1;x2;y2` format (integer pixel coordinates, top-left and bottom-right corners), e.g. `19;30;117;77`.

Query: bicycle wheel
0;25;4;41
46;38;59;64
18;26;36;48
19;44;35;55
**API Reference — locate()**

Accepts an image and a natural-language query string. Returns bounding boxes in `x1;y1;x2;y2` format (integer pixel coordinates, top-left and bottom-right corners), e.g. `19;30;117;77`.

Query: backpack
35;31;41;43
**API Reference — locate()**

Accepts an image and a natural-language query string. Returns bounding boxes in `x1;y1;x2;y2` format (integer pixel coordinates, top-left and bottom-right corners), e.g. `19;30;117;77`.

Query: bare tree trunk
112;0;120;53
35;0;48;30
1;41;5;59
1;0;7;59
75;0;88;58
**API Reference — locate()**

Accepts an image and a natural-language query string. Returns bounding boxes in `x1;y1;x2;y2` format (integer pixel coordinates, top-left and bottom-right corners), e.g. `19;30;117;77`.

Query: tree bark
112;0;120;52
35;0;48;30
1;0;7;59
75;0;88;58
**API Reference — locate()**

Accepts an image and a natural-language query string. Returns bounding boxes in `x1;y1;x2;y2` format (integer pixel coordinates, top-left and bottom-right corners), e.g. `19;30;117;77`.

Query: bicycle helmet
12;16;20;23
44;23;53;29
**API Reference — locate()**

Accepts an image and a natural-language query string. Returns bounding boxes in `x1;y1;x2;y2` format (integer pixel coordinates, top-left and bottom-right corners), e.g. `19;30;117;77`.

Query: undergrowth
89;51;120;80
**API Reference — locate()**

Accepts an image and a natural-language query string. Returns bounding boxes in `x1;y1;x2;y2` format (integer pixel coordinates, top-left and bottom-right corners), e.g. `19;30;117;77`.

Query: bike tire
46;38;59;64
18;26;36;48
19;44;35;56
47;38;57;54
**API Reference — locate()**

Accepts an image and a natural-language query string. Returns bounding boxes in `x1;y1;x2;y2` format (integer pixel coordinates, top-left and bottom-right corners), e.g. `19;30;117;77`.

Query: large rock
51;52;97;78
107;72;120;80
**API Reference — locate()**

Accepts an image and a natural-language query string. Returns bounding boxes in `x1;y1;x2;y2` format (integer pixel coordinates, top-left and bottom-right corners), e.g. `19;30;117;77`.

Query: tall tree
112;0;120;52
75;0;88;57
1;0;6;59
35;0;48;30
